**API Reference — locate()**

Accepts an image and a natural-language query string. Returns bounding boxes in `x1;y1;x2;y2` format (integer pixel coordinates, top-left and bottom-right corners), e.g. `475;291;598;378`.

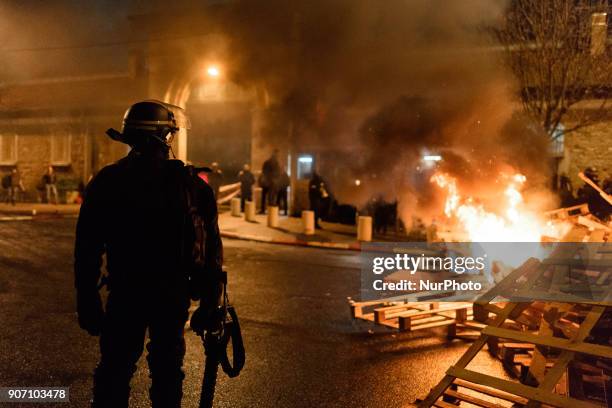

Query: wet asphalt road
0;218;504;408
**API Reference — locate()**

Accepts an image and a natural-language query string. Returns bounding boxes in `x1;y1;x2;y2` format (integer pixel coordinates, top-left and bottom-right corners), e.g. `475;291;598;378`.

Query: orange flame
431;172;567;242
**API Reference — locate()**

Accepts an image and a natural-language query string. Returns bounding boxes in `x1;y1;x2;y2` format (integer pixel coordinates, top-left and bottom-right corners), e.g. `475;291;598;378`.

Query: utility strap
219;306;245;378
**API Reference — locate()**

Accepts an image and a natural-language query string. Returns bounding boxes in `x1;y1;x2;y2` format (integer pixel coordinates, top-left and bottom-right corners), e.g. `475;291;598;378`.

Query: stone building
0;73;147;201
557;119;612;190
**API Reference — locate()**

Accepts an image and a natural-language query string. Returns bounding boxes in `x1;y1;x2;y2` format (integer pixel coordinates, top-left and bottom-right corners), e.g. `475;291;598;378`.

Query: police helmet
106;100;190;148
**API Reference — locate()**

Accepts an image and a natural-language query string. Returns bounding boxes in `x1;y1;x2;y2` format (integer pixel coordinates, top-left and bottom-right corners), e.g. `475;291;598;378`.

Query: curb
0;213;79;221
220;231;361;251
0;215;34;221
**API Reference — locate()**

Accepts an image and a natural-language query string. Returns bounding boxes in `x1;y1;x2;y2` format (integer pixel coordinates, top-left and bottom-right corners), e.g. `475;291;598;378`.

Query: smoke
0;0;555;221
0;0;127;80
207;0;552;219
215;0;511;139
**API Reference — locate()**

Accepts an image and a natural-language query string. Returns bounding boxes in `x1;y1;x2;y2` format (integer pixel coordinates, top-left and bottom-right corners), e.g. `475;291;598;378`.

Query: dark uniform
577;168;611;221
3;169;20;205
238;167;255;211
207;164;223;199
260;151;281;212
276;171;290;215
74;101;223;408
309;172;328;228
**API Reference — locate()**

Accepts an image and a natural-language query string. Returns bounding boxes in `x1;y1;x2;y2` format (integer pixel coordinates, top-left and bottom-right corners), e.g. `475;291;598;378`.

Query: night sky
0;0;131;80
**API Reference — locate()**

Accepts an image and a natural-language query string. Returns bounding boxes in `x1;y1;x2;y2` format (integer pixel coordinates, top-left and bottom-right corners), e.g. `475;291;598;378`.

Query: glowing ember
431;172;567;242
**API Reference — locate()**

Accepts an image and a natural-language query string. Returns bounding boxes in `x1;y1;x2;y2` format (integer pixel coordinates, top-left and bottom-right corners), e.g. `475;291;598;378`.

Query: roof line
0;72;133;87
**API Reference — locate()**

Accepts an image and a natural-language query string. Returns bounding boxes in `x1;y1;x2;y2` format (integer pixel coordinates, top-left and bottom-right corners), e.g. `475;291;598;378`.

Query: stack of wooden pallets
418;225;612;408
349;200;611;407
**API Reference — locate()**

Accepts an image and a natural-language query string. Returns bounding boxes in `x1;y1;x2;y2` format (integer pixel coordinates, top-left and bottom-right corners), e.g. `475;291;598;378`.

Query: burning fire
431;172;567;242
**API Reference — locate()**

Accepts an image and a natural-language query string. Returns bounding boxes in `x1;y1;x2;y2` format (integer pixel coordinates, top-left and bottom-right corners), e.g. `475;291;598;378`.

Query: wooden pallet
350;299;480;339
544;203;590;221
419;226;612;408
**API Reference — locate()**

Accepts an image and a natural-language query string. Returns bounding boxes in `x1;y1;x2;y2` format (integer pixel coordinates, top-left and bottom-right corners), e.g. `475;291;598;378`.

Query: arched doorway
163;65;255;181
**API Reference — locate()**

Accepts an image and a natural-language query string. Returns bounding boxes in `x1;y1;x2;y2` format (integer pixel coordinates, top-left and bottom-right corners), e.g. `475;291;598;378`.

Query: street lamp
206;65;220;78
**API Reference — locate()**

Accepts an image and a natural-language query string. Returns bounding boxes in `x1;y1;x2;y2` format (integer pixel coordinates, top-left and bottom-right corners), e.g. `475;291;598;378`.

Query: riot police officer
74;100;224;407
578;167;610;220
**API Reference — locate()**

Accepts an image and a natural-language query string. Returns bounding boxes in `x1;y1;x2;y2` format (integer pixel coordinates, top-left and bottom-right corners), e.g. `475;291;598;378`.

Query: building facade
0;5;610;209
0;73;147;202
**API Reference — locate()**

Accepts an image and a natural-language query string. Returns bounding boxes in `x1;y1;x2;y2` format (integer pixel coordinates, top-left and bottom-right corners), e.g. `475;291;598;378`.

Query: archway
162;64;255;180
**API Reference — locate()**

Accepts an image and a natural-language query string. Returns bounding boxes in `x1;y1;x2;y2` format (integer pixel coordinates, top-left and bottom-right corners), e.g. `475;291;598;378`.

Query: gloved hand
190;305;224;337
76;290;104;336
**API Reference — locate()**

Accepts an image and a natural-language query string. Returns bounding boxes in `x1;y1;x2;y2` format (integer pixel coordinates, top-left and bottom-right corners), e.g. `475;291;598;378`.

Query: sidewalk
218;211;361;250
0;203;363;250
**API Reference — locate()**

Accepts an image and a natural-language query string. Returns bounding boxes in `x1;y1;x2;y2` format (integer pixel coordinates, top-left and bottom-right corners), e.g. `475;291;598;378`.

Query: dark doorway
187;101;252;183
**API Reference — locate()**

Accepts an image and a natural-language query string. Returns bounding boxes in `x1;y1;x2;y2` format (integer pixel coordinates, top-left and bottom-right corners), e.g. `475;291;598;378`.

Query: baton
200;333;221;408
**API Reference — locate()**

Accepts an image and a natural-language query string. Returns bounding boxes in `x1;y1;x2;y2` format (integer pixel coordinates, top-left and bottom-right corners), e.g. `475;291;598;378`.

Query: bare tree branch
495;0;612;139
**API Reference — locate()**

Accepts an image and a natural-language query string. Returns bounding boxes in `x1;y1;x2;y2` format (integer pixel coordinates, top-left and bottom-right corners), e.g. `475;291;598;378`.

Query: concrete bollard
302;210;315;235
253;187;263;212
231;197;241;217
357;216;372;242
267;206;279;228
244;201;256;222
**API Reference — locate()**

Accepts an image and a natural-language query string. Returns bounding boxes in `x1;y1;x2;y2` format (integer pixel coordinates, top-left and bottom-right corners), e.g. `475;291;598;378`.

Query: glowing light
355;179;361;186
298;156;313;163
423;155;442;162
206;66;220;77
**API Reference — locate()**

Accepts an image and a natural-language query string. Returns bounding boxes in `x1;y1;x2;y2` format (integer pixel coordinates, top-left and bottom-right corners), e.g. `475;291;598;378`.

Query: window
297;154;314;180
51;131;71;165
0;134;18;165
550;123;564;157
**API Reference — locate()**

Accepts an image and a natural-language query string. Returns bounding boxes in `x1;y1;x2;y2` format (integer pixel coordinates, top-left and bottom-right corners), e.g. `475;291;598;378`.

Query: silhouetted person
276;171;290;216
208;162;223;199
577;167;610;221
3;168;22;205
238;164;255;211
372;196;397;235
309;172;328;229
2;170;13;205
43;166;59;204
603;177;612;196
260;149;281;213
75;101;224;408
558;174;575;208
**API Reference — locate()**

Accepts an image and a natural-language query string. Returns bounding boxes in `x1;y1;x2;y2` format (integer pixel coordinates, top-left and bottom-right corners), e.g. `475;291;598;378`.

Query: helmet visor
163;103;189;146
165;103;191;131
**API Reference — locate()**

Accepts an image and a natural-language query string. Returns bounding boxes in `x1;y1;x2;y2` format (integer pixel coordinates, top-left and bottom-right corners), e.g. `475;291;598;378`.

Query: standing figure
2;171;12;205
309;171;328;229
577;167;609;220
558;174;575;208
276;171;290;216
603;177;612;196
207;162;224;200
43;166;59;204
74;101;225;408
259;149;281;213
3;168;21;205
238;164;255;212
